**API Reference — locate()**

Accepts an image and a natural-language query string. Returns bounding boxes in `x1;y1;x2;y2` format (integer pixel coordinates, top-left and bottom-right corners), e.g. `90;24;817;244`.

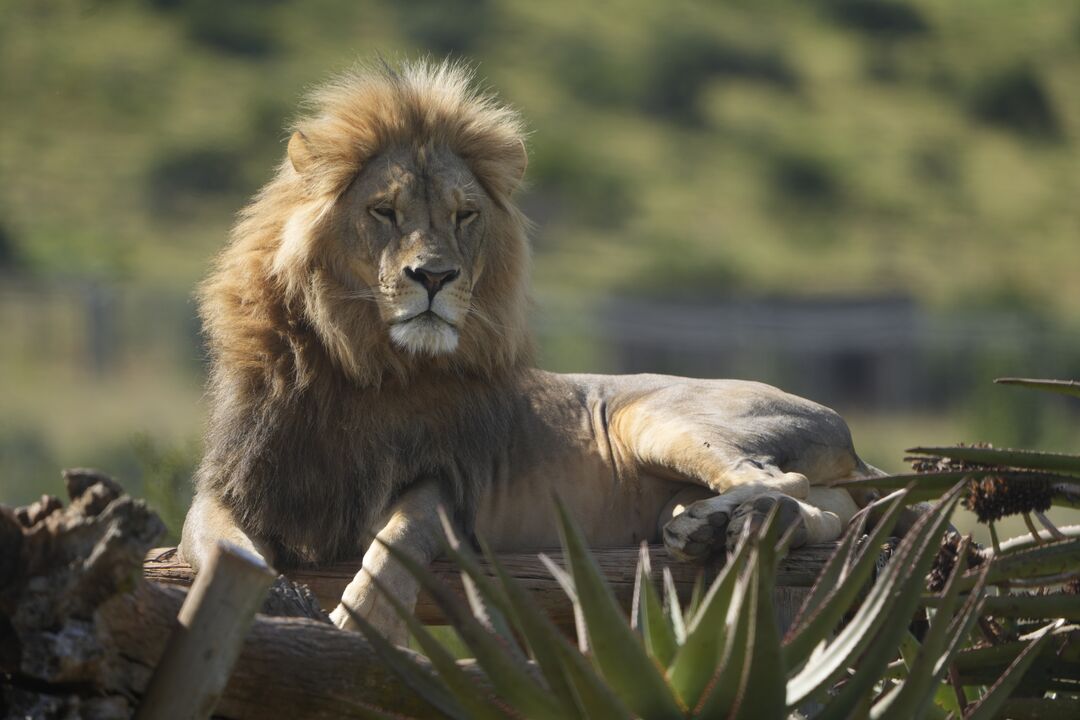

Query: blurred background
2;0;1078;542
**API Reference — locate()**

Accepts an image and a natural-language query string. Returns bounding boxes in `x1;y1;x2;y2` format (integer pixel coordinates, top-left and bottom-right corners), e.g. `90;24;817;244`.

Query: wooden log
135;542;275;720
97;581;493;719
145;542;837;632
1;474;485;718
3;471;837;717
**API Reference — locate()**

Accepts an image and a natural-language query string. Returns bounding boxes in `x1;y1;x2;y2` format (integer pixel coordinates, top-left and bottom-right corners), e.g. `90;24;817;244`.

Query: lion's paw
331;597;409;646
662;496;737;562
330;603;358;631
725;493;807;553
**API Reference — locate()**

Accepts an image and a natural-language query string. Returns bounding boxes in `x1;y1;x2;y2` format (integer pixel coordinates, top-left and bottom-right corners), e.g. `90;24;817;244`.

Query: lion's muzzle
404;265;461;302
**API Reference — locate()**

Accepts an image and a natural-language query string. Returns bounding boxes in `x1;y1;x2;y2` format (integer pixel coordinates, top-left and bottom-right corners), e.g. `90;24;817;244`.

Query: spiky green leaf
995;377;1080;399
962;621;1063;720
432;512;529;663
683;570;706;625
661;567;686;647
432;515;585;717
786;485;963;709
869;543;987;720
959;536;1080;590
376;540;566;720
836;470;1079;500
690;554;757;717
982;592;1080;620
481;540;633;720
538;552;590;653
632;543;678;669
792;498;870;616
908;445;1080;477
996;524;1080;553
729;506;787;720
365;579;516;719
951;625;1078;687
340;605;477;720
552;497;685;719
667;524;753;706
783;489;909;663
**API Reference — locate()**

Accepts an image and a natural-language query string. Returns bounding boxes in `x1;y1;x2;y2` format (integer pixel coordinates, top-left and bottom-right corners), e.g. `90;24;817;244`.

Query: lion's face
219;62;533;386
339;146;491;356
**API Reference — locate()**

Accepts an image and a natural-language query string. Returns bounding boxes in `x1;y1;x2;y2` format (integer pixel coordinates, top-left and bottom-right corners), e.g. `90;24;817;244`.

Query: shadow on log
2;470;834;718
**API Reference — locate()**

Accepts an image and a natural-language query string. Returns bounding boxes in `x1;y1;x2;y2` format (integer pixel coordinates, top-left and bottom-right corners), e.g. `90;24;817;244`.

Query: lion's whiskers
467;303;511;337
331;289;380;303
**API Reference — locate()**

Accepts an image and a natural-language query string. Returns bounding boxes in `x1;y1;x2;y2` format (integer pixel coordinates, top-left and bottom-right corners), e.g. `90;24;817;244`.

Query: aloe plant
347;377;1079;719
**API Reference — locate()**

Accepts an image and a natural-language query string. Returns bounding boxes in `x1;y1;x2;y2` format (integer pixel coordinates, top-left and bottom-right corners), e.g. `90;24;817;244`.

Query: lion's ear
288;130;315;175
509;137;528;188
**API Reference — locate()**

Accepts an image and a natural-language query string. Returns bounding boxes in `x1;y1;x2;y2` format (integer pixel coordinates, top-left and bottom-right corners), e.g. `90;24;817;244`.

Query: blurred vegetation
2;0;1078;306
1;0;1078;509
130;434;197;543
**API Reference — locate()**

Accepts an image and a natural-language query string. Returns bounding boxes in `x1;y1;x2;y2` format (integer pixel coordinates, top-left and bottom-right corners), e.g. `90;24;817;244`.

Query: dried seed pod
962;475;1053;523
909;443;1054;523
927;531;986;592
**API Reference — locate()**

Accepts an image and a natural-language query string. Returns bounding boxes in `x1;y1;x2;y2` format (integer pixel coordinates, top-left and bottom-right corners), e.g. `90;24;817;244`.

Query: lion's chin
389;313;460;356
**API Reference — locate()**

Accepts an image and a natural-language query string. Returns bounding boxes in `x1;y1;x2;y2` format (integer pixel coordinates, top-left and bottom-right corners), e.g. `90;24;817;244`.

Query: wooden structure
2;472;835;718
145;542;835;633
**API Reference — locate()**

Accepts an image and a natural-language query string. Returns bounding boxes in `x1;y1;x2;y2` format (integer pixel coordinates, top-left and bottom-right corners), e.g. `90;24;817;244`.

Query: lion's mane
193;61;534;565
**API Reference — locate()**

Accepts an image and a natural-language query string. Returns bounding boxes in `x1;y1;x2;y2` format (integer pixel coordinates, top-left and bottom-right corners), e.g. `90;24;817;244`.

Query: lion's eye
455;209;478;228
370;206;396;223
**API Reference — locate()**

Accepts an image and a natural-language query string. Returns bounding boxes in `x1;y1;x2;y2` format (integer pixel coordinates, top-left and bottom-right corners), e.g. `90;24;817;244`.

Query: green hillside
2;0;1079;530
2;0;1079;316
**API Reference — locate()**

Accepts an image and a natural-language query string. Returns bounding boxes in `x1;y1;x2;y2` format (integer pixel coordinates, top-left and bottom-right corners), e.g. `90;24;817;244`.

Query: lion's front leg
179;491;275;573
662;485;859;561
649;455;820;561
330;480;446;645
603;378;868;561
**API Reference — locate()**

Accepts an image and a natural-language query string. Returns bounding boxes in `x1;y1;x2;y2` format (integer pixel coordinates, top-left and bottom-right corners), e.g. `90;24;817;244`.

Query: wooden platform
144;543;838;631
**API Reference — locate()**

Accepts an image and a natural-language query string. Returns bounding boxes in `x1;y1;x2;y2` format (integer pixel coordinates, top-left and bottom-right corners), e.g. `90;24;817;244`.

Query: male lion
180;61;878;642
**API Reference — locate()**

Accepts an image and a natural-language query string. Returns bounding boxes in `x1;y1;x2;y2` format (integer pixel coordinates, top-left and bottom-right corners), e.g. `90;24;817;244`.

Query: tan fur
180;61;879;641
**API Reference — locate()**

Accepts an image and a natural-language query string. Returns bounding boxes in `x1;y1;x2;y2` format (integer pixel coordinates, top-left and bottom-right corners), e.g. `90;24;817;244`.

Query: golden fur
184;62;880;639
201;61;531;390
192;61;535;565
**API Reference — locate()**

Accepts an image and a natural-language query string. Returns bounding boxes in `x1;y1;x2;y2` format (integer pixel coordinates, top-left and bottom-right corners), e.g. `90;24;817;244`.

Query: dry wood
3;470;835;718
1;472;477;718
134;542;275;720
145;542;834;632
102;580;469;719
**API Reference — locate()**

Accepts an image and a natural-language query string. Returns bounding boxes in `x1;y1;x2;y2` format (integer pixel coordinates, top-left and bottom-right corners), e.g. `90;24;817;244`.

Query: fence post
135;541;275;720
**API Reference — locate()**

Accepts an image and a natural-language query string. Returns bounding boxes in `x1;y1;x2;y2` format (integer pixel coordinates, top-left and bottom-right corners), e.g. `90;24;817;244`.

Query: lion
179;60;880;642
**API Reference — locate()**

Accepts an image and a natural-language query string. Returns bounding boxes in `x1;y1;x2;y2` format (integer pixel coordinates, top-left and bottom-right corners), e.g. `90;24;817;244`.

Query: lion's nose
404;266;460;299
